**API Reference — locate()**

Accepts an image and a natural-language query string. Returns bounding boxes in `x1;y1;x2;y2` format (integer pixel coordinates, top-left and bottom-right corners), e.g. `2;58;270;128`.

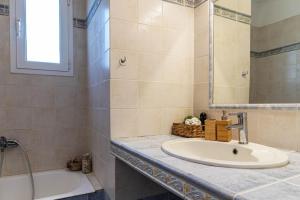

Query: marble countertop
111;135;300;200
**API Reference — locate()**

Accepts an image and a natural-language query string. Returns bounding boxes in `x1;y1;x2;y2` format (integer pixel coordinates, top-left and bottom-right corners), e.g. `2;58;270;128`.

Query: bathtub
0;169;95;200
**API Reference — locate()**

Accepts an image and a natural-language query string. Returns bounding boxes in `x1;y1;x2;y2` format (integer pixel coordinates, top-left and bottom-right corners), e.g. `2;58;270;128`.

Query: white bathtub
0;169;95;200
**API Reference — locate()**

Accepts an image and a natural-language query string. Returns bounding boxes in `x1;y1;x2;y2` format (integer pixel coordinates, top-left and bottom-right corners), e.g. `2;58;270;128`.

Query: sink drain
233;148;238;155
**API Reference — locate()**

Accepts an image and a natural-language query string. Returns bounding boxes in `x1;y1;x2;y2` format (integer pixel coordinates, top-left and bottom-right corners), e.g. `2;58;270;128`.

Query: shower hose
0;141;35;200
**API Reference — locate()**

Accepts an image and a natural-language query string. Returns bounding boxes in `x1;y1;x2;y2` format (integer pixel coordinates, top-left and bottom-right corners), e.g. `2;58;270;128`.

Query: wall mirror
210;0;300;109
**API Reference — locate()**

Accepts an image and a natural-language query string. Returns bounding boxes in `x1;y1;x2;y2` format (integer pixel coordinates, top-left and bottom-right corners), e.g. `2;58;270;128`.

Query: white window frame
9;0;73;76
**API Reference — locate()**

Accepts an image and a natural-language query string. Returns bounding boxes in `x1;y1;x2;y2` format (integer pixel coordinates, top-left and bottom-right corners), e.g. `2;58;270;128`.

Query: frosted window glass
26;0;60;64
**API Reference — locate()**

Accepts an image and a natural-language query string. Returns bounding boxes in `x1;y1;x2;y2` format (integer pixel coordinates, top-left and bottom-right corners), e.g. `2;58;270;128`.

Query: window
10;0;73;76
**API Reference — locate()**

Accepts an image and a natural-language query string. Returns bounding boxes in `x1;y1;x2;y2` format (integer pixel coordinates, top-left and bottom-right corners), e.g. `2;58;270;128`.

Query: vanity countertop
111;135;300;200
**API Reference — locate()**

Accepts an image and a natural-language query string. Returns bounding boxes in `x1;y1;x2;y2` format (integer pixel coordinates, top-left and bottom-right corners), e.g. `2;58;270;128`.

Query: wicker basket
172;123;204;138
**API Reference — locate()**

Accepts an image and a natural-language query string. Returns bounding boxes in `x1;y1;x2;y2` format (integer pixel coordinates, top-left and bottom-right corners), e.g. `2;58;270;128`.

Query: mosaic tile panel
111;144;220;200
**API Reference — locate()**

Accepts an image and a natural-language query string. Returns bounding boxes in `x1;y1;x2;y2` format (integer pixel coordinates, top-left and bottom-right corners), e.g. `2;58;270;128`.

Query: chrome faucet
0;136;19;152
227;112;248;144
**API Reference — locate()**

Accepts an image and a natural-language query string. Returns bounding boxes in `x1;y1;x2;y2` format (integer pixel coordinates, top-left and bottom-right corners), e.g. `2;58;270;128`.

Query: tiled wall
87;1;195;199
193;1;209;115
250;15;300;103
109;0;195;139
194;1;300;152
0;0;88;176
86;0;114;199
213;1;251;104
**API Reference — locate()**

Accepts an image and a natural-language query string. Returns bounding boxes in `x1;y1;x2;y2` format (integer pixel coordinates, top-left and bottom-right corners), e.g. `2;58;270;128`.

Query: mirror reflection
213;0;300;104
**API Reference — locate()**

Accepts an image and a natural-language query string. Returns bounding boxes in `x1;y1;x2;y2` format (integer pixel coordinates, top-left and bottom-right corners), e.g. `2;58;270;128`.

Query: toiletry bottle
82;153;92;174
216;111;232;142
199;112;207;131
205;119;217;141
221;110;228;120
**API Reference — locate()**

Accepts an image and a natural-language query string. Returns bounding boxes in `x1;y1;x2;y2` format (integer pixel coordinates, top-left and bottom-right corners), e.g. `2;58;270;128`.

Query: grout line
233;180;281;199
234;173;300;199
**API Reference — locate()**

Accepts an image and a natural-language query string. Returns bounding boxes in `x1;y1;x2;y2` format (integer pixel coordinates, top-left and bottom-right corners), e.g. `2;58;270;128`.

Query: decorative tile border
194;0;208;8
111;144;220;200
214;5;251;24
163;0;192;8
162;0;207;8
0;4;9;16
251;42;300;58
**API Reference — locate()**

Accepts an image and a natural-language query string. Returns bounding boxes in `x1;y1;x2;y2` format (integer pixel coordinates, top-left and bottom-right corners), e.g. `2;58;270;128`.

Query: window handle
16;18;21;38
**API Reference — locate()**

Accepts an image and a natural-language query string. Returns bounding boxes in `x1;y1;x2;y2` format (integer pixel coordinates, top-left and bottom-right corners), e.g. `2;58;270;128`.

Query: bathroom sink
161;139;289;169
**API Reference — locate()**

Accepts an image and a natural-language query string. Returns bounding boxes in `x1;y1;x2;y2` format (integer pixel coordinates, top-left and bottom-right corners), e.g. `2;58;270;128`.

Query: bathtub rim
0;169;97;200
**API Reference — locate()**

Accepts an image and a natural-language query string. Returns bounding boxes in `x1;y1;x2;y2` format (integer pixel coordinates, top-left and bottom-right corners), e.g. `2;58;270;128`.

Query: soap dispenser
216;111;232;142
221;110;228;120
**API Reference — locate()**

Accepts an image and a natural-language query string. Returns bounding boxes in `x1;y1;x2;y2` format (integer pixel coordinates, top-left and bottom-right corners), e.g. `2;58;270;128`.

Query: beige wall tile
111;109;138;138
110;19;138;51
139;82;164;108
137;108;162;136
138;53;163;82
31;86;55;108
138;0;163;26
162;2;192;29
110;50;138;80
138;24;163;53
194;56;209;84
110;0;138;22
0;1;88;176
111;80;139;109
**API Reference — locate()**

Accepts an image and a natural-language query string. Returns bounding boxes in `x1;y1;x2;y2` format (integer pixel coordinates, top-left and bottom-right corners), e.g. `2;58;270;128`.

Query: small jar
82;153;92;174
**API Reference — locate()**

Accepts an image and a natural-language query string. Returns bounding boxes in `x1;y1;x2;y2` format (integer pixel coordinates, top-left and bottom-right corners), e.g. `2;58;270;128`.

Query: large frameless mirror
210;0;300;109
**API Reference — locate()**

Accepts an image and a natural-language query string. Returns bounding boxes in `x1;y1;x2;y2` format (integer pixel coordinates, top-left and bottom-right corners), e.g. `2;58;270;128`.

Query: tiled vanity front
111;135;300;200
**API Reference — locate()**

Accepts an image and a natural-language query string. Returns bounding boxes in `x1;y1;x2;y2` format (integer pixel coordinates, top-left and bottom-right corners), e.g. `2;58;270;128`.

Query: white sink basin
161;139;289;169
